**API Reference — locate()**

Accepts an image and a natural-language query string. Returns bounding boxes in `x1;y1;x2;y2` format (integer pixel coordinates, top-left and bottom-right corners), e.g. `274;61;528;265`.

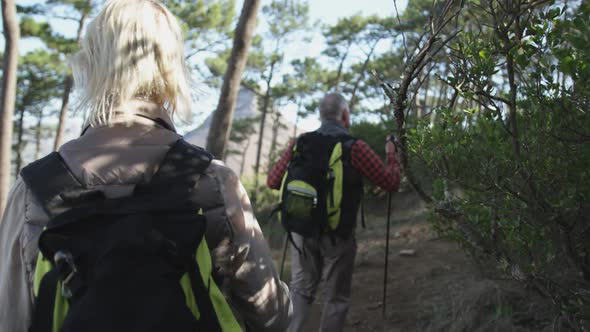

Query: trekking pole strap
287;232;303;257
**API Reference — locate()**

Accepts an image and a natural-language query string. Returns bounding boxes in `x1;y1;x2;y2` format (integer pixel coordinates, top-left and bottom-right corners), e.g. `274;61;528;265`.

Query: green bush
406;2;590;328
241;174;285;249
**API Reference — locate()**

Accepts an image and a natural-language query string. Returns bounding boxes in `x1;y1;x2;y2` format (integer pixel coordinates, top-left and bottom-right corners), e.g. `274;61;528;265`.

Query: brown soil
273;192;554;332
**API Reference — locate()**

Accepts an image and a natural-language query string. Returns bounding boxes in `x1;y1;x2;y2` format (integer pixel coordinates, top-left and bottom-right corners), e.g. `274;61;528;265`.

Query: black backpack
277;131;356;240
22;139;242;332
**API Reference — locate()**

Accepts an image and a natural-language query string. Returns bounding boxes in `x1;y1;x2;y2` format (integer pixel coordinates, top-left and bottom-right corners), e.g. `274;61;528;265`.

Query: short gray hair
319;93;349;121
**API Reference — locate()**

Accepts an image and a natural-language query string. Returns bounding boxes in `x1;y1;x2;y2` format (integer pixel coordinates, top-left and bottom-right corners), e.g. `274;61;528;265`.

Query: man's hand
385;134;397;154
385;140;396;154
385;135;401;165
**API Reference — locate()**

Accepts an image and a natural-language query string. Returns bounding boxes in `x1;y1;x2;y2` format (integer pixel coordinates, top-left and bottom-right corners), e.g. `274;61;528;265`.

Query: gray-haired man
267;93;401;331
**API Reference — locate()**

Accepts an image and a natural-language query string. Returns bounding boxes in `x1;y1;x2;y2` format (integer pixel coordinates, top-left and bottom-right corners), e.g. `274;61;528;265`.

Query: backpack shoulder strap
342;136;356;149
150;139;213;183
291;131;317;158
135;139;213;195
295;130;339;151
22;140;213;217
339;136;366;228
294;131;318;146
20;152;86;218
341;136;357;162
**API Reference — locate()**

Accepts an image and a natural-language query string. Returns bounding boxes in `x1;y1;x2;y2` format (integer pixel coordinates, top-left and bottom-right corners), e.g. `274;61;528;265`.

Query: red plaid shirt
266;138;400;192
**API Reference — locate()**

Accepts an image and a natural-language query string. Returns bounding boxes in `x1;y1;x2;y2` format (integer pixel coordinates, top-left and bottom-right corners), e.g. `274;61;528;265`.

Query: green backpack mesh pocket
284;180;317;219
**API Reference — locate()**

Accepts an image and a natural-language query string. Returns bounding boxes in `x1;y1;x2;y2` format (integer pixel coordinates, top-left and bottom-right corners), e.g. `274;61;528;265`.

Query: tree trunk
0;0;20;214
349;40;379;111
422;75;430;117
34;111;43;160
53;75;73;150
267;111;280;173
54;13;87;151
413;82;422;118
206;0;261;159
239;138;251;176
222;145;229;162
430;106;437;125
293;112;299;139
14;106;25;177
504;41;520;158
331;42;352;92
252;60;276;203
436;78;448;108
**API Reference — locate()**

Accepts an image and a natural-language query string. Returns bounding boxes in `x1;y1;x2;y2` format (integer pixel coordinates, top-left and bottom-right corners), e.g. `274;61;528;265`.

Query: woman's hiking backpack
20;139;242;332
277;131;357;240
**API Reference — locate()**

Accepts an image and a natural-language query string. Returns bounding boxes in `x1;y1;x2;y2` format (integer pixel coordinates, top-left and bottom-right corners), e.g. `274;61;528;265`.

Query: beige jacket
0;102;291;331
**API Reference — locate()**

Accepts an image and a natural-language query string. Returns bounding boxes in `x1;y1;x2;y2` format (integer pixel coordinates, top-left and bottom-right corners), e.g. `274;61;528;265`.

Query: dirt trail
276;193;553;332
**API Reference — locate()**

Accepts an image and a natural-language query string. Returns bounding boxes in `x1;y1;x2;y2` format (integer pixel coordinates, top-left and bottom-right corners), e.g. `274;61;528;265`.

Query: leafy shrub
241;174;285;249
405;2;590;329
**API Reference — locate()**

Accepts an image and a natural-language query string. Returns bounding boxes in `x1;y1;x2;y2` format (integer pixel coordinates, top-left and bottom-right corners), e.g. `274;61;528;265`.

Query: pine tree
18;1;94;151
13;50;63;175
205;0;261;159
249;0;310;202
0;0;20;214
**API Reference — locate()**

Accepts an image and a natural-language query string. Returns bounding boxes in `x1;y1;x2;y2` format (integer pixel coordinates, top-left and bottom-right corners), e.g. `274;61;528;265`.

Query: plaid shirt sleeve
266;139;296;190
350;139;400;192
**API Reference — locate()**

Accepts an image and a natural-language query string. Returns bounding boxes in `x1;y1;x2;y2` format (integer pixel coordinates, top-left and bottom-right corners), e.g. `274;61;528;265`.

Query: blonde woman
0;1;291;331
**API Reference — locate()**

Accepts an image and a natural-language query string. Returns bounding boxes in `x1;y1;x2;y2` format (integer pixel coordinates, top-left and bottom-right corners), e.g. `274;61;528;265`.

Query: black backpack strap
342;137;367;229
29;268;60;332
29;252;78;332
291;131;314;158
341;136;356;159
149;139;211;185
134;139;212;195
189;260;223;331
20;152;87;218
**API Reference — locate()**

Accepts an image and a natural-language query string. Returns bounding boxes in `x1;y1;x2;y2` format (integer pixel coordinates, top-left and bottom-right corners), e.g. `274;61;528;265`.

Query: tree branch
392;0;409;61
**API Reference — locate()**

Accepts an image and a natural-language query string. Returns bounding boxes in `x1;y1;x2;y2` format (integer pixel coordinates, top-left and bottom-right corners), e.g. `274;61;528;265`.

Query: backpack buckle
54;251;79;299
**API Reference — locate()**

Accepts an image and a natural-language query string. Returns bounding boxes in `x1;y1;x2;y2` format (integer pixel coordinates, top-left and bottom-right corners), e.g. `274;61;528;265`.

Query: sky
3;0;409;137
310;0;407;25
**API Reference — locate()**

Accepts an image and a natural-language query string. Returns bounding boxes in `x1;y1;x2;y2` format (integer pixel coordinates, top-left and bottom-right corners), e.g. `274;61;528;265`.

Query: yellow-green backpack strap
33;253;51;296
195;240;242;332
327;142;344;230
181;210;242;331
180;274;200;320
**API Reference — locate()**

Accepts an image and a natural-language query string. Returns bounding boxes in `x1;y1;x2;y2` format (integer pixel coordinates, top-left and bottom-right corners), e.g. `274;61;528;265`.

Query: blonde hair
71;0;192;126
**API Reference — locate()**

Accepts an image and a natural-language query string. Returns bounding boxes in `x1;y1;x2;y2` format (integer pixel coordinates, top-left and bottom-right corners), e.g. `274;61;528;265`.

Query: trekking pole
383;133;397;318
280;234;289;280
382;191;392;317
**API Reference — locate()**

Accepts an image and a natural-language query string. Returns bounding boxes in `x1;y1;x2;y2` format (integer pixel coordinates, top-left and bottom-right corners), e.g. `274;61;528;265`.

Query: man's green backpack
278;131;356;240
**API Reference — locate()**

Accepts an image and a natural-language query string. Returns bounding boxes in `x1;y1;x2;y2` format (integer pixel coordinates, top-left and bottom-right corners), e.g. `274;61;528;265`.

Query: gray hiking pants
287;233;357;332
